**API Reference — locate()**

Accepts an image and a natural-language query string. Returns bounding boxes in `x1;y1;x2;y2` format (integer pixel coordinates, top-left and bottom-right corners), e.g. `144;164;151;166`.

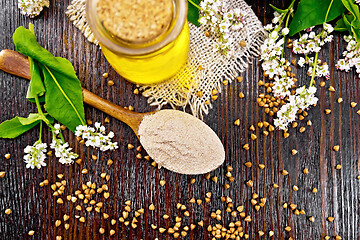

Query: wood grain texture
0;0;359;239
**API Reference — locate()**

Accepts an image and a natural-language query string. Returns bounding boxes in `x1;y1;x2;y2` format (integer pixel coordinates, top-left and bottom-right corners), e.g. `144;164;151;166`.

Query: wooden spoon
0;49;147;136
0;49;225;174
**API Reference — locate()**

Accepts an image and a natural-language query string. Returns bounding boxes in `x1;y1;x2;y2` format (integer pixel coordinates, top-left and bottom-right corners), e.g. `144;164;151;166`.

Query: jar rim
86;0;188;55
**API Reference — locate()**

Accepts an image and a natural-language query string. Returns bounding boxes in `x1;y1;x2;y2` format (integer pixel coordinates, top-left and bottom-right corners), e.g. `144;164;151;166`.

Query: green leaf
41;64;85;132
351;17;360;29
26;24;45;103
342;0;360;41
26;58;45;103
17;113;41;125
344;13;355;29
341;0;360;20
334;14;353;31
44;114;55;124
289;0;346;36
351;23;360;42
17;113;54;125
188;0;200;26
13;27;82;84
269;4;288;14
0;115;41;138
13;26;86;132
334;18;348;31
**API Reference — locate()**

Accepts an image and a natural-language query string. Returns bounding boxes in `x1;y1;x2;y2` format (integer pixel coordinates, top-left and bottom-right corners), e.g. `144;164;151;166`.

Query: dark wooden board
0;0;359;239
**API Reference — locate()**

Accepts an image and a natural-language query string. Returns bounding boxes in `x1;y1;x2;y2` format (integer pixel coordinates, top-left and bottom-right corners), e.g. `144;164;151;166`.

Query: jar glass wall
86;0;190;85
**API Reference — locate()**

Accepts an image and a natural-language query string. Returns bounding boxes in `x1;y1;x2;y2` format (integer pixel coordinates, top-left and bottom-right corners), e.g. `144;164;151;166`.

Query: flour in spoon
138;110;225;175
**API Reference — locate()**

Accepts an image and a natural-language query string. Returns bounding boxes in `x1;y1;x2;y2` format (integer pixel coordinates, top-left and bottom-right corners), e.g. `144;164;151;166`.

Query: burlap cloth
66;0;266;118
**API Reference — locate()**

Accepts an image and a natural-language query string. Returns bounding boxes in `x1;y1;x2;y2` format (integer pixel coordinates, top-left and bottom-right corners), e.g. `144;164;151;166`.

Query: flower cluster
298;57;330;80
50;139;78;165
18;0;49;18
291;23;332;80
22;122;118;169
274;86;318;130
24;141;47;169
261;12;296;99
199;0;246;57
50;124;79;165
260;10;326;130
336;35;360;77
292;23;334;55
75;123;118;151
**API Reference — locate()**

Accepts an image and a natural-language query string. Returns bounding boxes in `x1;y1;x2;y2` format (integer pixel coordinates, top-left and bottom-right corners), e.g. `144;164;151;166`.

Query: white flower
50;139;78;165
54;123;61;135
274;86;318;130
323;23;334;33
324;35;333;43
270;31;279;40
274;11;281;17
24;141;47;169
344;35;352;42
108;131;115;138
198;0;246;56
260;11;326;130
272;16;280;24
281;28;289;36
264;24;273;31
336;35;360;77
298;57;306;67
199;16;207;25
292;24;333;55
94;122;101;129
75;123;118;152
18;0;49;18
260;15;302;101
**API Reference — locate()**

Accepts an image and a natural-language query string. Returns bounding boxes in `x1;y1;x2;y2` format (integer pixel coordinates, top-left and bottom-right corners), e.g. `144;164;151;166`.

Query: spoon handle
82;89;144;135
0;49;30;79
0;49;144;135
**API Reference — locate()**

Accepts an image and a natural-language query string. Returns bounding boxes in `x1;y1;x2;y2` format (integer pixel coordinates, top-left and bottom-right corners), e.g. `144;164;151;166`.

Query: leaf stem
51;129;65;143
310;52;319;87
288;0;296;10
34;95;45;119
52;132;60;144
29;24;46;144
308;0;333;87
275;0;295;34
356;42;360;51
39;121;43;142
324;0;334;23
275;14;288;33
281;11;292;59
188;0;201;10
34;96;50;127
34;95;65;142
52;132;58;143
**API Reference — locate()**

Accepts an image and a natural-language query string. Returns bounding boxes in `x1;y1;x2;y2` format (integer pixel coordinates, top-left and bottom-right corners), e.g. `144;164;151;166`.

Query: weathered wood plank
0;0;359;239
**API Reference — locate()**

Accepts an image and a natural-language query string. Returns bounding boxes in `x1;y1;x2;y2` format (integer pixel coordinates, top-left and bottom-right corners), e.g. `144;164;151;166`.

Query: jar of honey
86;0;190;85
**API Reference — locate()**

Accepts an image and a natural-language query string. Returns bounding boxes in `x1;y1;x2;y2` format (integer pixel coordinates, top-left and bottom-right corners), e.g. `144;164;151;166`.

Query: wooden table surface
1;0;359;239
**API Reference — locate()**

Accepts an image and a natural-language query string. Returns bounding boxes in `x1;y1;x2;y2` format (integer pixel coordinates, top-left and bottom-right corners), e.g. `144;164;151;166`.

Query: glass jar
86;0;190;85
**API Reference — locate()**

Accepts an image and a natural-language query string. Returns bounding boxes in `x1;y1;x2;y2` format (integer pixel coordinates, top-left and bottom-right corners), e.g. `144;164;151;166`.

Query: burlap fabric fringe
66;0;267;118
